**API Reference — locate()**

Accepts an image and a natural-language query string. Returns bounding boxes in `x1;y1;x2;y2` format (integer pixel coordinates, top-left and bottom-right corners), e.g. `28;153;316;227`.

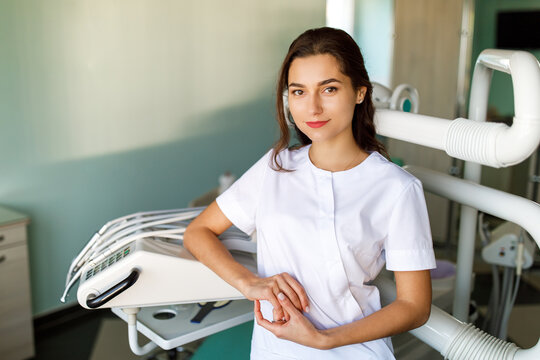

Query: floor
31;247;540;360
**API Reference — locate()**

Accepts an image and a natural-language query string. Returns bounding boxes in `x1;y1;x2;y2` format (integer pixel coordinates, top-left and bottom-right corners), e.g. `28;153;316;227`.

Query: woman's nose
308;94;323;115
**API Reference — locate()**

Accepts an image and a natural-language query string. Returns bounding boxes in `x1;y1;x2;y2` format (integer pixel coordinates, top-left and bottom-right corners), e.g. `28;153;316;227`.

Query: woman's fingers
275;275;303;312
278;292;300;318
254;301;272;327
281;273;310;312
255;300;282;333
273;307;284;322
247;273;309;321
265;286;284;321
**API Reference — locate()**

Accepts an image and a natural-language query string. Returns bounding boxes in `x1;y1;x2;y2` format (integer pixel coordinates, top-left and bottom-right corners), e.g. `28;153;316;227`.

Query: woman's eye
291;89;303;96
324;86;337;94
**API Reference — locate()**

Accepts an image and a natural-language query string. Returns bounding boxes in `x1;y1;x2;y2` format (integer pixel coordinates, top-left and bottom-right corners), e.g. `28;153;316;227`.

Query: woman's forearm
319;299;430;349
183;202;310;318
183;226;257;293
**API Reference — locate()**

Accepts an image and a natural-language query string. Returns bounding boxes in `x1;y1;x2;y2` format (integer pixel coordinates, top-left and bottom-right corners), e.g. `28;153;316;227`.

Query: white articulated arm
375;50;540;168
375;276;540;359
397;166;540;358
404;165;540;249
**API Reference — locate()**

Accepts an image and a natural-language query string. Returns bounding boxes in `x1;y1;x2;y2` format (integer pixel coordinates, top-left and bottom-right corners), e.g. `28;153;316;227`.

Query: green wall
0;0;325;316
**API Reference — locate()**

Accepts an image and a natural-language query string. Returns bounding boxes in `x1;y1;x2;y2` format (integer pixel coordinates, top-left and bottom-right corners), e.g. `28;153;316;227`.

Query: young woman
184;27;435;359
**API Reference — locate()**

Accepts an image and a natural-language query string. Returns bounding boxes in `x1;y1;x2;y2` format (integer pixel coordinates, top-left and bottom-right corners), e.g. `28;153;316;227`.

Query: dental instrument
479;218;534;339
61;208;205;303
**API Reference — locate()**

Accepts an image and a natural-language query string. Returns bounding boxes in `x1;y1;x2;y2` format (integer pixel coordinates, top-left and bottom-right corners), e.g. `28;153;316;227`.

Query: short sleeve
216;150;271;235
384;179;436;271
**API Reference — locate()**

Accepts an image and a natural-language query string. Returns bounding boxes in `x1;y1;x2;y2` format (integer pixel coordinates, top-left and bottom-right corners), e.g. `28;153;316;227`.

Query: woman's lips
306;120;329;128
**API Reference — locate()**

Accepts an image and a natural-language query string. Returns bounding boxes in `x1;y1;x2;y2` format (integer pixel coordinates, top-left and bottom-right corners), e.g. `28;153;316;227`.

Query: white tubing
445;324;518;359
449;50;540;167
123;308;158;356
87;228;185;268
478;50;540;119
92;211;199;253
374;110;450;150
444;119;507;166
414;306;464;355
450;46;500;321
66;233;100;286
452;204;478;321
496;116;540;167
374;276;539;359
67;209;202;280
405;166;540;249
375;49;540;168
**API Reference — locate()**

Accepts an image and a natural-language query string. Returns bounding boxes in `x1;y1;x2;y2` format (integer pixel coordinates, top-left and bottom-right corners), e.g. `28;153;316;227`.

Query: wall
0;0;325;315
354;0;394;86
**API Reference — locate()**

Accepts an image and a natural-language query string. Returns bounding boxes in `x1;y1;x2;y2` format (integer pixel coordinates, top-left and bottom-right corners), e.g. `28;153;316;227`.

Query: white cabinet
0;207;34;360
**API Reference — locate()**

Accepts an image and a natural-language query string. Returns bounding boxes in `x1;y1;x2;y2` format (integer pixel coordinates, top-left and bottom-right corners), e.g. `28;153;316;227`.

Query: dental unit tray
77;237;256;309
61;208;257;309
111;299;254;350
62;208;258;354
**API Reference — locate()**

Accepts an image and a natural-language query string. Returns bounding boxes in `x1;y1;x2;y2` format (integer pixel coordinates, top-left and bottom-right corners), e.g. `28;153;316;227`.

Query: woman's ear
356;86;367;104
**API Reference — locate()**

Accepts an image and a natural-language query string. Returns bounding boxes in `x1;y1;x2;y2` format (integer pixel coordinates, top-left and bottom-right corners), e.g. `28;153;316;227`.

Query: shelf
111;299;253;350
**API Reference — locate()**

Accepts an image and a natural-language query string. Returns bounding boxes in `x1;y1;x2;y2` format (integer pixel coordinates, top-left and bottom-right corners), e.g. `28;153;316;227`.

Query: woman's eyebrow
288;82;304;88
318;78;342;86
288;78;343;88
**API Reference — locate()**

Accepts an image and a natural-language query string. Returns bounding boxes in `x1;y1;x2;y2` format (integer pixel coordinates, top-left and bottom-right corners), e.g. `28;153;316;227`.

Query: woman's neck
308;137;369;172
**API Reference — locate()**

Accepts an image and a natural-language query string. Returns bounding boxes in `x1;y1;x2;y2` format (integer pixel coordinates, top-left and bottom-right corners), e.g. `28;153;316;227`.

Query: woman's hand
254;293;329;350
239;272;309;322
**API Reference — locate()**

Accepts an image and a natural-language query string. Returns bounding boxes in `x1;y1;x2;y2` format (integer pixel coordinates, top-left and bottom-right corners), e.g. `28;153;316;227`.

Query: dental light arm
375;50;540;168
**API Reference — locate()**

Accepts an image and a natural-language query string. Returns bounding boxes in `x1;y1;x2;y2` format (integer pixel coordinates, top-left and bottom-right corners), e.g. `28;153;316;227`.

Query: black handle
0;254;5;264
86;269;140;309
0;235;4;242
191;302;217;324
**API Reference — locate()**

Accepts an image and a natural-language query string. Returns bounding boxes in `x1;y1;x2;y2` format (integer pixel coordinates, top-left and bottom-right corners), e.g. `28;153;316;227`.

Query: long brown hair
272;27;388;171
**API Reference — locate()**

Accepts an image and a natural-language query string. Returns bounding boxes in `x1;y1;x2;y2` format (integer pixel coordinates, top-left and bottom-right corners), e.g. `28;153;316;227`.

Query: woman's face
287;54;366;145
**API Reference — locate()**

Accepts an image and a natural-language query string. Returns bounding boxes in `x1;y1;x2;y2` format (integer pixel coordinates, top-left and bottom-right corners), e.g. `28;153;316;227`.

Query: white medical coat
216;145;436;359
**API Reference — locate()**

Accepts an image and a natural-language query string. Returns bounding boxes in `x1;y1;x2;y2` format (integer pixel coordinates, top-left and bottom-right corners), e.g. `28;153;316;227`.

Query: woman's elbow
412;303;431;329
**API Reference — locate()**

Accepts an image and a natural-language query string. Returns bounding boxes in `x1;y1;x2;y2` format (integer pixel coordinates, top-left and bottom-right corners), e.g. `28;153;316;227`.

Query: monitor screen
497;11;540;50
